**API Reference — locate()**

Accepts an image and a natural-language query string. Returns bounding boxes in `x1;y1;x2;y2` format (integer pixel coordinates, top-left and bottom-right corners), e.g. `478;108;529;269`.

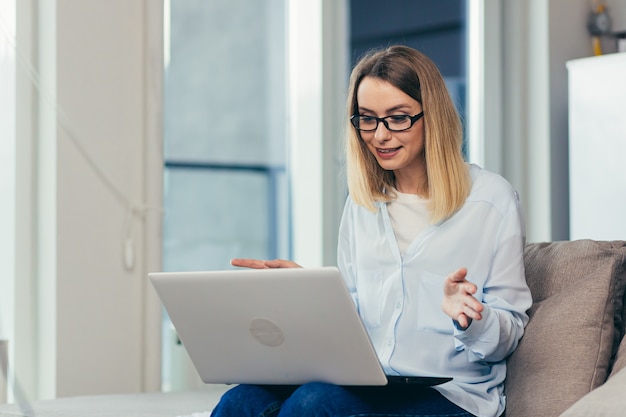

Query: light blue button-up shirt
337;164;532;417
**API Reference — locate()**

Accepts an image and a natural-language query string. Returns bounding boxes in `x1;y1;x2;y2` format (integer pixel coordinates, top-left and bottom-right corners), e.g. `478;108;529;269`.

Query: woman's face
356;76;425;188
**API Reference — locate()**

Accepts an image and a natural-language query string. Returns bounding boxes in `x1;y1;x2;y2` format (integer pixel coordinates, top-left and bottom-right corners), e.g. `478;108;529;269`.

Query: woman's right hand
441;267;484;329
230;258;302;269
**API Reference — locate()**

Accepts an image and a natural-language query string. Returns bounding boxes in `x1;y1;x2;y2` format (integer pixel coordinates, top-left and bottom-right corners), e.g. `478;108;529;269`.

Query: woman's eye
359;116;377;126
389;115;409;123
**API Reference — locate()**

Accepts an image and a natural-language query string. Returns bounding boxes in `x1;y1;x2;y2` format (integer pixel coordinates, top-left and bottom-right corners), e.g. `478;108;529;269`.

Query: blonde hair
345;45;470;223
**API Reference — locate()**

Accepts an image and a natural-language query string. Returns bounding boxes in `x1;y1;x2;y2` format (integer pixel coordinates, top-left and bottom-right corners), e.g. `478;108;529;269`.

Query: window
162;0;289;390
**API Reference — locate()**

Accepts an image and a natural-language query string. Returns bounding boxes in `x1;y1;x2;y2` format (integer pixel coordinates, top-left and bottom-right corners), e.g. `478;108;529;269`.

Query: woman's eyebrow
357;104;413;114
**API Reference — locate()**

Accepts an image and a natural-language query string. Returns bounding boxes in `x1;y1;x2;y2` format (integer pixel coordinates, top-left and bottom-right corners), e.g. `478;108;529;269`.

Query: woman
211;45;532;417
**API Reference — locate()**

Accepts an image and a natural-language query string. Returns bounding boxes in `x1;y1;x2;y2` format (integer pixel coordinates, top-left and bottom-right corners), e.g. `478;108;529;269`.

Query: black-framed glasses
350;112;424;132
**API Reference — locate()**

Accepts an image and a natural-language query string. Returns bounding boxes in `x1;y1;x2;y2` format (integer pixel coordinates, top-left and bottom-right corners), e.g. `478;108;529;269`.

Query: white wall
547;0;626;241
482;0;626;243
568;53;626;240
12;0;163;400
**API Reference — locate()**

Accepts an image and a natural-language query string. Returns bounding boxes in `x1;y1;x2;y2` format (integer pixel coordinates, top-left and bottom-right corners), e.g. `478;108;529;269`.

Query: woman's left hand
230;258;302;269
442;268;484;330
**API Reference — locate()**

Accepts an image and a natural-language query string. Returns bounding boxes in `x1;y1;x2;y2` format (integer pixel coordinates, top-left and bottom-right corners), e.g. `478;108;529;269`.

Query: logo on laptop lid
249;318;285;347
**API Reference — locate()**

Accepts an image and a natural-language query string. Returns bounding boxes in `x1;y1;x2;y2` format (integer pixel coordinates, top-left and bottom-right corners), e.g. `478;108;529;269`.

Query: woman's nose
373;121;391;141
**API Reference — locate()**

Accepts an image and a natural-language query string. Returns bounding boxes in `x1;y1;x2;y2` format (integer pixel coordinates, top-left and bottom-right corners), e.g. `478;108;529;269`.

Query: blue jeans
210;382;475;417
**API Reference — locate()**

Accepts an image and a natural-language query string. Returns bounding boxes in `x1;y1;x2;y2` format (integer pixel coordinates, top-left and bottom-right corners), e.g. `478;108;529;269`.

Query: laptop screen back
149;267;388;386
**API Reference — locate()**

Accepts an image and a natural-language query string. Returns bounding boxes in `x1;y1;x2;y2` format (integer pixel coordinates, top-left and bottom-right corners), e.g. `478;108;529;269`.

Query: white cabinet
568;53;626;241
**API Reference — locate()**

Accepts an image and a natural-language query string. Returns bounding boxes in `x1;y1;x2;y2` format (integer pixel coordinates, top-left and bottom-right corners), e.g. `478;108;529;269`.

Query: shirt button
396;302;402;309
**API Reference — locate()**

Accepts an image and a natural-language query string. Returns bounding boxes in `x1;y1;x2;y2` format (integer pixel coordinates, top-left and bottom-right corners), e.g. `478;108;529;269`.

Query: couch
505;239;626;417
1;239;625;417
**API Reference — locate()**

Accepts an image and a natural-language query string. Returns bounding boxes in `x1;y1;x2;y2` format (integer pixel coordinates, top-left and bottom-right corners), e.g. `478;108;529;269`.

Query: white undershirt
387;190;430;256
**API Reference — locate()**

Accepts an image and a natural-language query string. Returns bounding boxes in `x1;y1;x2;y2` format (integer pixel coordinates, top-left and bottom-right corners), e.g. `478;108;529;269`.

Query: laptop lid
149;267;389;386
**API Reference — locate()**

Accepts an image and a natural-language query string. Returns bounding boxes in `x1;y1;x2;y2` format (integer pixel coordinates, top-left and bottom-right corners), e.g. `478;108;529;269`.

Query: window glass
164;0;288;271
163;168;287;272
164;0;286;166
162;0;289;391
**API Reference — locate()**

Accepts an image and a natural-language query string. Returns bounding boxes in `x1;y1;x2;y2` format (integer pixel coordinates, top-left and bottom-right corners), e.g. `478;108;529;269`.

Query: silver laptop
149;267;451;387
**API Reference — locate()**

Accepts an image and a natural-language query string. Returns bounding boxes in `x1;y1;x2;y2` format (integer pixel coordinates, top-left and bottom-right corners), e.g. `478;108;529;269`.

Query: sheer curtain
0;0;16;403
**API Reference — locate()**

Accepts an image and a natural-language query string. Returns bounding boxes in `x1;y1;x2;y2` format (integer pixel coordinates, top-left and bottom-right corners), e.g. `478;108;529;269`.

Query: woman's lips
376;147;401;159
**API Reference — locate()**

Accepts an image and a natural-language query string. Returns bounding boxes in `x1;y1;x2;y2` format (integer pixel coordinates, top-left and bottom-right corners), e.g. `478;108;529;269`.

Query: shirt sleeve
453;191;533;363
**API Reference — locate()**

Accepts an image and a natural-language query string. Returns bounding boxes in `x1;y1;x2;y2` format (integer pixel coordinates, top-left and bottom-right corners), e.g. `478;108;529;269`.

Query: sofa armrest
559;367;626;417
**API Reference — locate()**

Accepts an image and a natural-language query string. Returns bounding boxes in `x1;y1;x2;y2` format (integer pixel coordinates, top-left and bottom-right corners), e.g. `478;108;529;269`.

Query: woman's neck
394;169;428;197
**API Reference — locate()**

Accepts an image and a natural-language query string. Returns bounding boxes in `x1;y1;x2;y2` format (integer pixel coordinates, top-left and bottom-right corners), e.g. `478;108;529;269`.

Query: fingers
443;297;483;323
462;303;483;320
444;268;476;298
444;268;471;292
263;259;302;269
465;294;484;314
230;258;302;269
456;314;470;329
461;281;478;296
443;301;483;329
230;258;270;269
448;267;468;283
442;267;484;326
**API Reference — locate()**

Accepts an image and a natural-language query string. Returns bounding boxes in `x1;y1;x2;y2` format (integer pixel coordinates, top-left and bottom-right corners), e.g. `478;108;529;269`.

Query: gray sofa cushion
505;240;626;417
559;366;626;417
